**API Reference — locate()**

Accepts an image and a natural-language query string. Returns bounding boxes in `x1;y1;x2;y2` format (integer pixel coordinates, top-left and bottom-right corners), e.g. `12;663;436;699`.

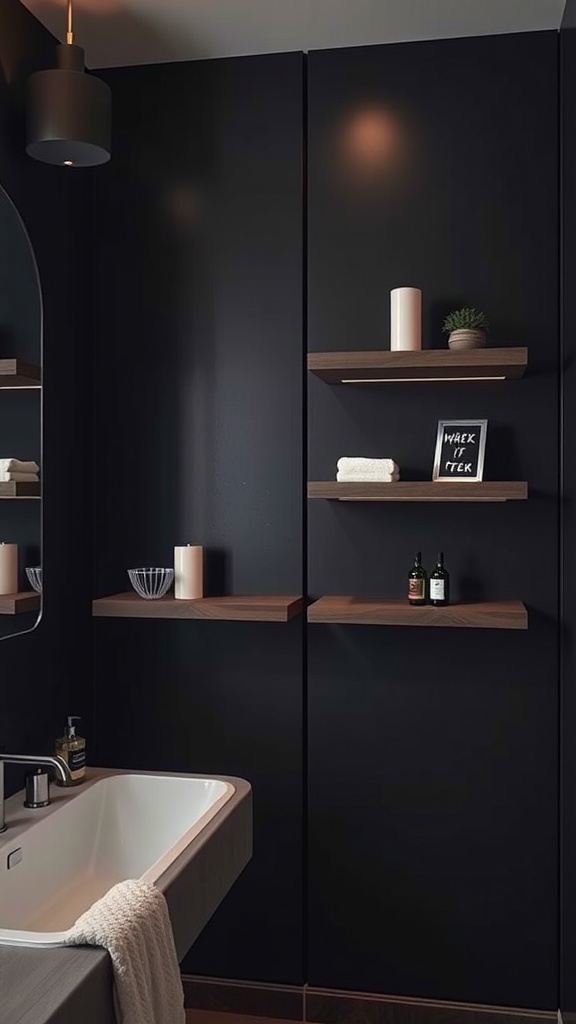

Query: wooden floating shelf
308;481;528;502
0;481;40;499
0;359;41;389
308;348;527;383
308;596;528;630
93;593;304;622
0;591;41;615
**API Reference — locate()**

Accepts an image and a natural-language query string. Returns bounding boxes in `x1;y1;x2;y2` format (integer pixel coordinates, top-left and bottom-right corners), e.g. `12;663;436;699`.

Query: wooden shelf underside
308;481;527;502
93;593;304;622
0;591;41;615
308;348;527;383
308;597;528;630
0;481;40;499
0;359;41;389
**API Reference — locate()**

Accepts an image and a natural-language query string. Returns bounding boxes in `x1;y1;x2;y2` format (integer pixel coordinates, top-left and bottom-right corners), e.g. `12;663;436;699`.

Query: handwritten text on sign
433;420;487;481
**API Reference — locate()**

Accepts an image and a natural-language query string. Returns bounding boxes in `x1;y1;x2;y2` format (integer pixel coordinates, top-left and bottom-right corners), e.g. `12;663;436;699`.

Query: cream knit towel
65;879;186;1024
0;472;39;482
0;459;39;474
336;457;400;482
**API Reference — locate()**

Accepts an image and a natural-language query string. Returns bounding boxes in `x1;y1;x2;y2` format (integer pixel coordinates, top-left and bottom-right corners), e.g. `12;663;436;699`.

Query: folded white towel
337;470;399;482
0;459;39;474
0;472;39;482
65;879;186;1024
337;457;398;474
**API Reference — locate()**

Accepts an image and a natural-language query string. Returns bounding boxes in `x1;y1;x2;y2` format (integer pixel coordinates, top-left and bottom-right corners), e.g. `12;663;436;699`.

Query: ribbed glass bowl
25;567;42;593
127;567;174;600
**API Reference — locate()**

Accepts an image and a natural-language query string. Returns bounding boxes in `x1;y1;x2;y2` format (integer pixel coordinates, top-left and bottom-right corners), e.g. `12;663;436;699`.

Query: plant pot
448;328;487;351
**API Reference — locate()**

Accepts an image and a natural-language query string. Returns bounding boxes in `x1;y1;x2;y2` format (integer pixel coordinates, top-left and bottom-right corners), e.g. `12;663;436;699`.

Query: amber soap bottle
55;715;86;786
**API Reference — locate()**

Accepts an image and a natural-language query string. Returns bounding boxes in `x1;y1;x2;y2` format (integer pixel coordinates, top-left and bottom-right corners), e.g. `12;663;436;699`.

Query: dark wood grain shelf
93;593;304;622
0;481;40;499
308;596;528;630
308;347;527;383
0;359;41;388
0;591;41;615
308;481;527;502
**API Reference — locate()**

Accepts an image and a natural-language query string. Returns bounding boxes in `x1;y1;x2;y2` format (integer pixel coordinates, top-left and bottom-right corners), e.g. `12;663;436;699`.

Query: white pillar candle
0;543;17;595
174;545;203;600
390;287;422;351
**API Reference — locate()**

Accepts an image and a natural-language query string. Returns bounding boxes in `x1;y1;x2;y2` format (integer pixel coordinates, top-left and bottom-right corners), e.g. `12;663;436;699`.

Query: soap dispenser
55;716;86;786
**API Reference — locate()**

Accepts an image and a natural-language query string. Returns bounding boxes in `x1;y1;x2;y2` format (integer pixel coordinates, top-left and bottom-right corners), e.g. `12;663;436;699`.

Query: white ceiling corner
20;0;567;70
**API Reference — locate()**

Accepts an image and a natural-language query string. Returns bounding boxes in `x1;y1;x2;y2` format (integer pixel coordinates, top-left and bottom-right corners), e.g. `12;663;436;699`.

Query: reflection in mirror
0;186;42;640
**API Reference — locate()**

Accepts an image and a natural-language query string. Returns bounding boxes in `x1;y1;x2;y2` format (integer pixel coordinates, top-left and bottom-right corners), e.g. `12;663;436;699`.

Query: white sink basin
0;770;240;947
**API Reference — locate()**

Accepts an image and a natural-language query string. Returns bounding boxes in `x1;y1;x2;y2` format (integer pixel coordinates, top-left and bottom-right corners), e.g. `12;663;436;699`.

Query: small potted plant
442;307;490;351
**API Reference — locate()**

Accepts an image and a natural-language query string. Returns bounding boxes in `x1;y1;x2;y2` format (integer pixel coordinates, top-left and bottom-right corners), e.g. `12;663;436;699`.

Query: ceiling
20;0;567;70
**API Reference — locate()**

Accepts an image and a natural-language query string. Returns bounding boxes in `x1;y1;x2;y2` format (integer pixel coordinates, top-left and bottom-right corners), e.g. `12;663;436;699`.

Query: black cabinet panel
307;33;558;1007
561;3;576;1016
92;54;304;983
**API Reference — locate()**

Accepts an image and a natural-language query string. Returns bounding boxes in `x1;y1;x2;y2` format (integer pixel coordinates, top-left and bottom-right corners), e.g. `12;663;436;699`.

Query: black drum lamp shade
26;1;111;167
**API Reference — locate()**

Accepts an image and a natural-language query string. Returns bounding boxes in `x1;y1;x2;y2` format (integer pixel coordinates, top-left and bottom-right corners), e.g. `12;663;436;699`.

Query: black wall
91;55;304;983
0;0;92;774
307;33;559;1008
561;3;576;1018
54;22;560;1014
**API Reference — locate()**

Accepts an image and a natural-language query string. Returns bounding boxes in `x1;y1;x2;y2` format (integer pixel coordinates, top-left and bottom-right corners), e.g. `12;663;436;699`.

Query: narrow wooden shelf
0;359;41;388
93;593;304;622
0;591;40;615
0;481;40;499
308;348;527;383
308;596;528;630
308;481;527;502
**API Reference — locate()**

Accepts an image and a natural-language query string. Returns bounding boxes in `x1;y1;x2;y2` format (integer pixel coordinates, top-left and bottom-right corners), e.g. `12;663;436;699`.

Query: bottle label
409;579;425;600
430;579;445;600
69;748;86;773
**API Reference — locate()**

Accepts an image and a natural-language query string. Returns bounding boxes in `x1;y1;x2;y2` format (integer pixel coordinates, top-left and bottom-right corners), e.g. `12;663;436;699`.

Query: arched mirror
0;185;42;640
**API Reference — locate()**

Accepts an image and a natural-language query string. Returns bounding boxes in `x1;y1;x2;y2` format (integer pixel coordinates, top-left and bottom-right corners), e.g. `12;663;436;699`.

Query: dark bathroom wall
561;4;576;1018
0;0;92;766
91;55;304;983
307;32;559;1009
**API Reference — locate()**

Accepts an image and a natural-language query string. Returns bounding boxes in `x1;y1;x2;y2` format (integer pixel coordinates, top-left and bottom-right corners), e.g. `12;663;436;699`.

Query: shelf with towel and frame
307;347;527;383
308;481;527;502
93;593;304;622
308;596;528;630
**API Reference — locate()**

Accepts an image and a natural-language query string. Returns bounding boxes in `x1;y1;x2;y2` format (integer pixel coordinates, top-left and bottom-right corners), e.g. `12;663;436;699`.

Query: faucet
0;754;72;833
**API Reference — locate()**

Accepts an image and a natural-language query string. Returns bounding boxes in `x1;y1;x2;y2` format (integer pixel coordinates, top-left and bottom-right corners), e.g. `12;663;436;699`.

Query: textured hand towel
64;878;186;1024
337;457;399;475
337;470;399;482
0;459;39;474
0;472;39;482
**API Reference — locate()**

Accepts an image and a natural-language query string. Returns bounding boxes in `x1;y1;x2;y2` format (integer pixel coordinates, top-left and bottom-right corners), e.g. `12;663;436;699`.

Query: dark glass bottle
408;551;427;606
429;552;450;606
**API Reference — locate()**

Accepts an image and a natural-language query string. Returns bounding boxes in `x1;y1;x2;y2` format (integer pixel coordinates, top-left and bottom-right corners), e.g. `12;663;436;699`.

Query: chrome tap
0;753;72;833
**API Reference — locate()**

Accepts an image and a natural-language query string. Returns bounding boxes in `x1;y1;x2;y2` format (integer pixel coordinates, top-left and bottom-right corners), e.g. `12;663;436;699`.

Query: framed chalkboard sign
432;419;488;482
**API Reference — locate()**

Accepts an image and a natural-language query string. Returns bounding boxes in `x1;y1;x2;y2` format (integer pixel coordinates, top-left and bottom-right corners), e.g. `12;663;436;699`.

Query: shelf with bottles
0;591;41;615
307;596;527;630
308;481;527;502
92;593;304;622
308;348;527;384
0;359;41;389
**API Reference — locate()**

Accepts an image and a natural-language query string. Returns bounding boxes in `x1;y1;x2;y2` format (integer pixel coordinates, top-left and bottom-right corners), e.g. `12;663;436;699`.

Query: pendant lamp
26;0;111;167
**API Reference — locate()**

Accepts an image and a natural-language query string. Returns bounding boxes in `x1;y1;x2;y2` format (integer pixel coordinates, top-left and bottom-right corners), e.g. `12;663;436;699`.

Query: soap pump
54;716;86;786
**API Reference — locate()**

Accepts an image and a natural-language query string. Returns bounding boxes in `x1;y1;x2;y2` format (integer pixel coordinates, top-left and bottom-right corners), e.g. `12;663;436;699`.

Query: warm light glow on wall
322;101;417;204
343;107;398;170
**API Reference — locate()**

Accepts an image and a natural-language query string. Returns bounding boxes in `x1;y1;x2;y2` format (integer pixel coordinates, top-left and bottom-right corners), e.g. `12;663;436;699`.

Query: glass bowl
26;567;42;593
127;567;174;600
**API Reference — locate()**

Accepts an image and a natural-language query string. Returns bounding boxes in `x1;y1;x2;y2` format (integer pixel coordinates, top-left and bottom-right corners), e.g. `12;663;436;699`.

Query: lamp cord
66;0;74;45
